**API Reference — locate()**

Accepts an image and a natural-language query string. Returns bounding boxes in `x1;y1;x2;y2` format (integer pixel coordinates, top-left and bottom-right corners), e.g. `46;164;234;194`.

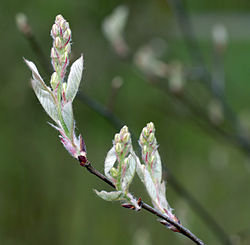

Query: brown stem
78;158;206;245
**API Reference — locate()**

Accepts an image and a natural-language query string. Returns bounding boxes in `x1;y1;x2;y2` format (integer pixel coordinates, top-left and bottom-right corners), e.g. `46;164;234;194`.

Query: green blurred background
1;0;250;244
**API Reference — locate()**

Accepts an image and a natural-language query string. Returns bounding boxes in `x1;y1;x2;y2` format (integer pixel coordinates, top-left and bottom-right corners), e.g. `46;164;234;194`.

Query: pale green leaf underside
95;190;122;201
151;150;162;182
104;146;117;178
136;156;145;183
121;153;136;191
62;101;74;134
31;79;58;123
144;168;157;202
66;55;83;101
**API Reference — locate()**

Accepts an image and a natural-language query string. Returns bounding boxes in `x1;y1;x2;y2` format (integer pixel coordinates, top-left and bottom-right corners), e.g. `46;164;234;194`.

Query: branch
166;0;250;156
79;159;206;245
18;14;229;244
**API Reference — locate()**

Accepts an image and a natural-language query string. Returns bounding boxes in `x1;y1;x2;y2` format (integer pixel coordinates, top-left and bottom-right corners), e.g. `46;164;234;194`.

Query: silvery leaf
144;168;157;202
66;55;83;101
31;79;58;123
95;190;122;201
104;146;117;178
24;59;50;92
151;150;162;182
158;181;171;212
136;156;145;183
121;153;136;191
62;101;74;134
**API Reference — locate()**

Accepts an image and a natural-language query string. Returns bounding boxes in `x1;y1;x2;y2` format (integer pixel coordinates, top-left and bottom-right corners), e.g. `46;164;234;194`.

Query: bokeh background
1;0;250;244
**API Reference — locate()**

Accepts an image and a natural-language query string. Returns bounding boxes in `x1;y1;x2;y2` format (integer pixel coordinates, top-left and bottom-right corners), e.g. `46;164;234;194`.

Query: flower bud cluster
50;15;71;80
114;125;131;161
139;122;157;166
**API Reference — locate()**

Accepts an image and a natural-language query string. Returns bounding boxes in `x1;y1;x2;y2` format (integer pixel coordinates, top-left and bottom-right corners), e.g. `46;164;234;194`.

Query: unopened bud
50;72;59;90
147;122;155;133
59;19;67;31
51;24;59;38
51;47;57;59
56;15;64;23
139;134;146;145
142;127;149;137
115;143;122;153
63;28;71;41
64;43;71;54
143;145;147;155
148;133;155;144
120;125;128;135
122;133;130;143
110;167;118;178
55;37;62;49
114;133;120;143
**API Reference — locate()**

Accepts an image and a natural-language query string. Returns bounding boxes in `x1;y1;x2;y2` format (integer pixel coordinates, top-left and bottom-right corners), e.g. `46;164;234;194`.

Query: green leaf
66;55;83;101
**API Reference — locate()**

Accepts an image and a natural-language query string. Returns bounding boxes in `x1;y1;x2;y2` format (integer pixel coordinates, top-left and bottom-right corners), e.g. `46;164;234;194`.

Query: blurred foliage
0;0;250;245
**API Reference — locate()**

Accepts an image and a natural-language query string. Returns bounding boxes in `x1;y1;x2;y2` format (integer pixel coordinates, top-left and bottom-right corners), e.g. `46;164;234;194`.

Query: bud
64;43;71;54
51;47;57;59
110;167;118;178
147;122;154;133
114;133;120;143
56;14;64;23
63;28;71;41
122;133;130;143
142;127;148;137
143;145;147;156
55;36;62;49
115;143;122;153
120;125;128;135
59;19;67;31
51;24;59;38
148;133;155;144
139;134;146;145
62;52;68;64
50;72;59;90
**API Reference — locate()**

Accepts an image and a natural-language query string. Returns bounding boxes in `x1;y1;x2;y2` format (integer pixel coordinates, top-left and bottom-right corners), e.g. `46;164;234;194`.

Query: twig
106;76;123;112
166;0;250;157
18;14;229;245
79;159;206;245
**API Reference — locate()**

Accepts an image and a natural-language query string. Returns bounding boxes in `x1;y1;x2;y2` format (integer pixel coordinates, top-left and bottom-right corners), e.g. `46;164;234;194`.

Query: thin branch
18;15;230;245
79;159;206;245
166;0;250;156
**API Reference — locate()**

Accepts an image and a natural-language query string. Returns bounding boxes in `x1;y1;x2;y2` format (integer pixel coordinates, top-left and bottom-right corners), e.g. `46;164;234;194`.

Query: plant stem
79;159;206;245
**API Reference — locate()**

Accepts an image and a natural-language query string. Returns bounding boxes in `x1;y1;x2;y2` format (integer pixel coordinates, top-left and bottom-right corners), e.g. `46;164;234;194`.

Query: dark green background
0;0;250;244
